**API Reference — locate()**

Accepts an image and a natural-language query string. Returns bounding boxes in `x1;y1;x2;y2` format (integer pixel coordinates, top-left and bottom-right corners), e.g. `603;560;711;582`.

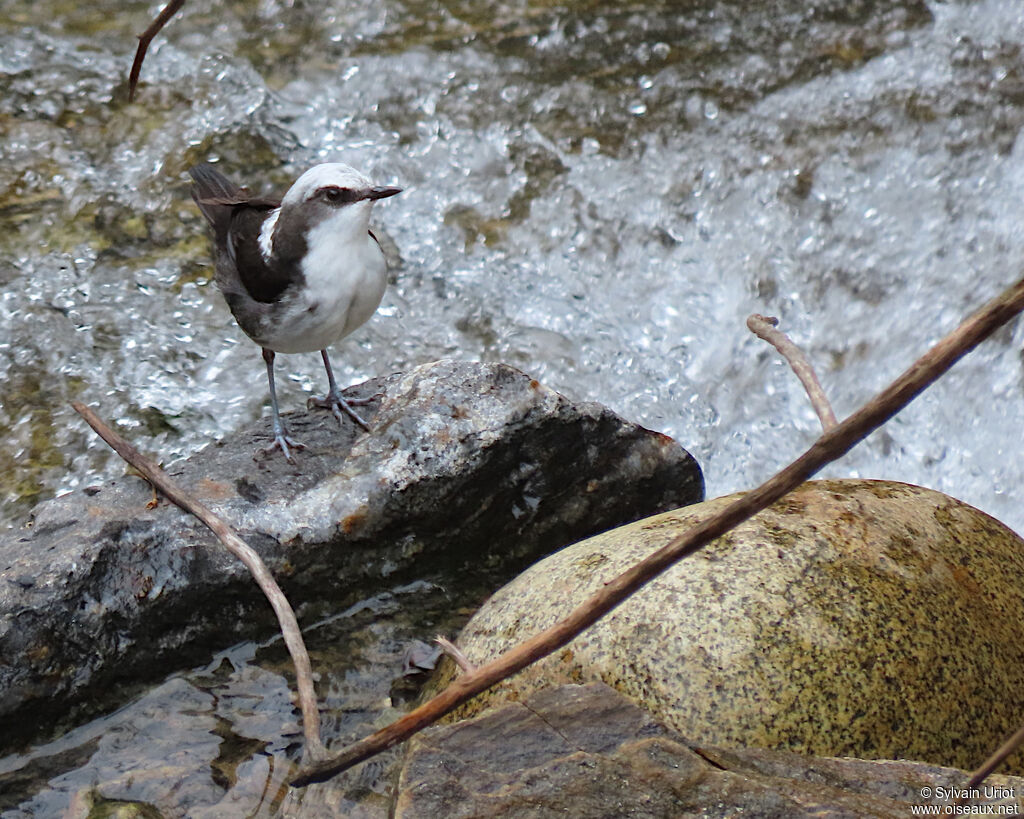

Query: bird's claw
308;392;372;431
256;432;306;463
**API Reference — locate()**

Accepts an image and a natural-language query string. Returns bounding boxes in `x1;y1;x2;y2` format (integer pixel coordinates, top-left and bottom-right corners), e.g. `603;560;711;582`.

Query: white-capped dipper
189;163;401;462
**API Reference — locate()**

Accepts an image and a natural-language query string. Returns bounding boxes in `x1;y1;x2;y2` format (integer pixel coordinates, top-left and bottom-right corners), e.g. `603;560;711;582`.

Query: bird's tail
189;164;244;235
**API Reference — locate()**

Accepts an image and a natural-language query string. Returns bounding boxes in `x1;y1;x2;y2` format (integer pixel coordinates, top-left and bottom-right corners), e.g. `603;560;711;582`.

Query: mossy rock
446;479;1024;771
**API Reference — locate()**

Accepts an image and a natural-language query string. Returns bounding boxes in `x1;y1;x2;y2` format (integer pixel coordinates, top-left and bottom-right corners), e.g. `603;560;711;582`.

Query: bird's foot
256;430;306;464
308;390;372;431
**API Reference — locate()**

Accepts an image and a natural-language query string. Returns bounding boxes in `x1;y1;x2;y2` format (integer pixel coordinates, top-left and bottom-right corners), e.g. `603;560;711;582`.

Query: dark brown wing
190;164;294;304
228;207;298;303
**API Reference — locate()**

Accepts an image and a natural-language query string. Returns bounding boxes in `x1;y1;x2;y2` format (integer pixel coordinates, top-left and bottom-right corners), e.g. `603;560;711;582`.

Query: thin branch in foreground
290;274;1024;787
747;313;838;432
71;402;326;762
128;0;186;102
125;467;160;508
965;722;1024;791
435;636;477;674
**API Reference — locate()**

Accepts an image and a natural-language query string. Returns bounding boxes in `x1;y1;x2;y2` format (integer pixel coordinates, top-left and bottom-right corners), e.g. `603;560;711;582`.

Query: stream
3;0;1024;814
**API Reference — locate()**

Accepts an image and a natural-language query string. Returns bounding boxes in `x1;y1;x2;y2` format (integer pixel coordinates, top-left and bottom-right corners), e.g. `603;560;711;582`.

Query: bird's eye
321;186;357;204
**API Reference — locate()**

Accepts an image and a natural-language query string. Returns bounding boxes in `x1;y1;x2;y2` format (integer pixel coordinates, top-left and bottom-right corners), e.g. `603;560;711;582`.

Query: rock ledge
0;360;703;748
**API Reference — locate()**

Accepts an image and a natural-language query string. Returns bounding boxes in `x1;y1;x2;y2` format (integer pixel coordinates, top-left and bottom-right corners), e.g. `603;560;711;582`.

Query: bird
189;162;401;462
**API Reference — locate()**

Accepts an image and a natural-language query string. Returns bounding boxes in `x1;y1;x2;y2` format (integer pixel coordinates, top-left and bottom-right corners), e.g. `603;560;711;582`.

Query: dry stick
747;313;839;431
291;275;1024;788
128;0;186;102
70;402;327;762
965;718;1024;790
435;635;478;674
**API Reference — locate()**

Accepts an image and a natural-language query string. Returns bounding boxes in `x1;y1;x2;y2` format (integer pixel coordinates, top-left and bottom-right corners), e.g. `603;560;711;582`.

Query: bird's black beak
365;186;402;201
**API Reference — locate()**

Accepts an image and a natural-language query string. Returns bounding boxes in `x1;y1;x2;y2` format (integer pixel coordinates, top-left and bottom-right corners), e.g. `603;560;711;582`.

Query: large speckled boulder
447;479;1024;771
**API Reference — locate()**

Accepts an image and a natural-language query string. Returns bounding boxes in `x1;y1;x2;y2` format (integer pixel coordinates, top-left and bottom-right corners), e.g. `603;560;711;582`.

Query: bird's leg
307;349;371;431
259;348;305;462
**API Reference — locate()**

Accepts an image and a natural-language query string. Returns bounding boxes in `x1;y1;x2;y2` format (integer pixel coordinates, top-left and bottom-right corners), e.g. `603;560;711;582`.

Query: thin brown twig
128;0;187;102
965;722;1024;790
747;314;838;432
435;635;477;674
289;274;1024;788
71;402;326;762
125;467;160;508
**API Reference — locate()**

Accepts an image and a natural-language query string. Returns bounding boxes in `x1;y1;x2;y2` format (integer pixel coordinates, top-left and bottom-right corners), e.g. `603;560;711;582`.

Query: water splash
2;0;1023;543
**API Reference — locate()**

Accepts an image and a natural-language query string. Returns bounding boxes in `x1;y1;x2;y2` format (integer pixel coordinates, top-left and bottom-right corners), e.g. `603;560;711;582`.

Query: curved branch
71;402;326;762
128;0;186;102
435;635;477;674
747;313;838;432
965;722;1024;790
291;274;1024;787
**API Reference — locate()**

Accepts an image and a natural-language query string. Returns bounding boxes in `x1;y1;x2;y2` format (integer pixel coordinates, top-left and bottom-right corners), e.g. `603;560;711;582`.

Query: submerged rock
397;683;1022;818
447;479;1024;772
0;360;703;749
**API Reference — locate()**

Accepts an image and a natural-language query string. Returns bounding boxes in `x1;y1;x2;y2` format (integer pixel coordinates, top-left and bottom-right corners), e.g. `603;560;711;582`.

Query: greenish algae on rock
445;479;1024;772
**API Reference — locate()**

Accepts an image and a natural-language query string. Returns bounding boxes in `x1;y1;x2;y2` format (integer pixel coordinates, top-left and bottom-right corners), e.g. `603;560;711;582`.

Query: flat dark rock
0;360;703;749
395;683;1022;818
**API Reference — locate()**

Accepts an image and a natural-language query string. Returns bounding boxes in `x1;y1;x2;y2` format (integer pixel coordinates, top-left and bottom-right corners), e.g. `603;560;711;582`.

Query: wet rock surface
446;479;1024;772
397;683;1023;818
0;360;703;749
3;578;483;818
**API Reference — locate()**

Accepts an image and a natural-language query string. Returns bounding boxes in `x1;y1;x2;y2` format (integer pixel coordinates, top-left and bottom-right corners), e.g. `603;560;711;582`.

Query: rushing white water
5;2;1024;815
2;0;1024;539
